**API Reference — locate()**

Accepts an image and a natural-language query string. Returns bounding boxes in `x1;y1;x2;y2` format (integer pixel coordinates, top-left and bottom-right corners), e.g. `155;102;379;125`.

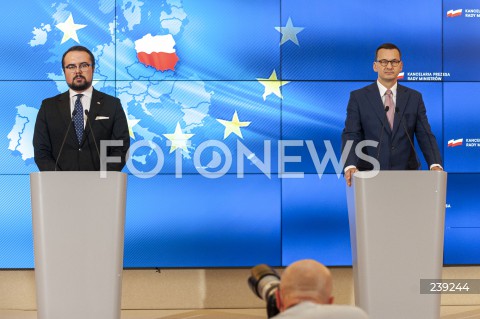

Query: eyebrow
65;62;89;65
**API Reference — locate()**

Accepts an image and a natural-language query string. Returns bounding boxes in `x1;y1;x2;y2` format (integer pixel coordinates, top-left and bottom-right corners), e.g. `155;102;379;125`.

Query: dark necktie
73;94;84;144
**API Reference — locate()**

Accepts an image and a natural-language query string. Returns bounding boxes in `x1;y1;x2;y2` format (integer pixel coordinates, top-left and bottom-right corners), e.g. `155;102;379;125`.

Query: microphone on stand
84;109;100;159
376;106;390;161
55;109;77;171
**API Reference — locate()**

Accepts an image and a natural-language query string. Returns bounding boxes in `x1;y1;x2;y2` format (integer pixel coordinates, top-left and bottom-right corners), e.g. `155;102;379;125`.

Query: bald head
277;259;333;311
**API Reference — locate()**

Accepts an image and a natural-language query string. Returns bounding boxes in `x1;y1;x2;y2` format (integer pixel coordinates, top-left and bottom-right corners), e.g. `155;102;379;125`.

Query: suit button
78;148;82;151
391;146;395;150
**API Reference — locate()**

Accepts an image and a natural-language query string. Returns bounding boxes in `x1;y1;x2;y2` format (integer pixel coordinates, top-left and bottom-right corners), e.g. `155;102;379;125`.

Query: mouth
74;76;85;81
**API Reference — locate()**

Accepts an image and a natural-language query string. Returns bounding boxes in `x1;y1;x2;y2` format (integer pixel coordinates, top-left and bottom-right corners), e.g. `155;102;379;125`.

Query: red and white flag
134;34;179;72
448;138;463;147
447;9;463;17
397;72;404;80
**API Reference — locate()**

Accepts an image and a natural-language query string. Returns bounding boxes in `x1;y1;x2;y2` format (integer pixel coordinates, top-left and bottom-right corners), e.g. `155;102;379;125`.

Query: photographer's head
275;259;334;312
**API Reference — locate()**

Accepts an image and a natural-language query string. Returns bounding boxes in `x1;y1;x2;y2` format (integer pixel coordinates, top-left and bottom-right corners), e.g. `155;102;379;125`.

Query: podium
30;172;127;319
346;171;447;319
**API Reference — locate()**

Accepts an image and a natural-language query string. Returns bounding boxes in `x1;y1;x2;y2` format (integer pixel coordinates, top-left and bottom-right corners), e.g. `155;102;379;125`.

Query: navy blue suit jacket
33;89;130;171
341;82;442;170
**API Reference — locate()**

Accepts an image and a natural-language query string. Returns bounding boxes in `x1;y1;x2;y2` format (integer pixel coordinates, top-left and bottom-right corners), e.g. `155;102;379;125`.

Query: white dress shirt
69;86;93;129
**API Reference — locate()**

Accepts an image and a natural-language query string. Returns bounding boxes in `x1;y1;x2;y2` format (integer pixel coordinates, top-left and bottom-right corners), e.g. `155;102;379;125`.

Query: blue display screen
1;0;479;268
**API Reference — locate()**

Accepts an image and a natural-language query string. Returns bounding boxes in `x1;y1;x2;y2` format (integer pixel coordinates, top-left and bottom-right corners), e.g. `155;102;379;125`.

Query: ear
373;61;378;73
275;289;284;312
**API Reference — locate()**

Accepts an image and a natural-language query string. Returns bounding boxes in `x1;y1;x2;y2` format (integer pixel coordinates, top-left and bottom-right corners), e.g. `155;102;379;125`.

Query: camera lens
247;264;281;318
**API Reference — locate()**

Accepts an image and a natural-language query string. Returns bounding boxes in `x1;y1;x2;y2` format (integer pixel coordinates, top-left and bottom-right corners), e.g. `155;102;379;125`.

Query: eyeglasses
64;63;92;72
375;59;401;67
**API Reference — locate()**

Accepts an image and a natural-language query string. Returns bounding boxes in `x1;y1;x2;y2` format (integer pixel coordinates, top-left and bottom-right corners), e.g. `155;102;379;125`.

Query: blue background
0;0;479;268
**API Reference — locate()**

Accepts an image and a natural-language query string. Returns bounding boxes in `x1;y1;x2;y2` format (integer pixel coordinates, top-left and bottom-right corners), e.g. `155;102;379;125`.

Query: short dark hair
375;43;401;60
61;45;95;70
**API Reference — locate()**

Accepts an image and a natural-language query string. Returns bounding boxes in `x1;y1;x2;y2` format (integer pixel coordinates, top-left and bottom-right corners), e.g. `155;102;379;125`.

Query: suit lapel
392;84;408;138
58;91;71;126
365;83;392;134
57;92;79;145
81;88;104;145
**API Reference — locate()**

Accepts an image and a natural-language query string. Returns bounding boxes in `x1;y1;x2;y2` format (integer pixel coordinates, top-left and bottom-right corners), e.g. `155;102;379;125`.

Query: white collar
376;80;397;97
69;85;93;99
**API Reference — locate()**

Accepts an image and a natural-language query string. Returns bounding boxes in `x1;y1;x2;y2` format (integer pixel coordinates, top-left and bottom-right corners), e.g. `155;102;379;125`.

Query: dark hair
61;45;95;70
375;43;401;60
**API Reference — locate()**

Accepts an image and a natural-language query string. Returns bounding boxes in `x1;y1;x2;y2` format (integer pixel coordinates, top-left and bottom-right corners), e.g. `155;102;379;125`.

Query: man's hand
345;167;358;187
431;166;443;171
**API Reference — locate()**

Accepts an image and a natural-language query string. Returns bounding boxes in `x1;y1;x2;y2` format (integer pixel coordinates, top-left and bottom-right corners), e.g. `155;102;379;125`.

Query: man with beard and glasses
33;45;130;171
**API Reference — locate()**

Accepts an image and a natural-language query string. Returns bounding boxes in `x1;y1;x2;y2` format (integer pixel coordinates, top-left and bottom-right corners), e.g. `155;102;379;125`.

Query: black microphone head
385;106;390;112
84;109;89;116
72;109;77;116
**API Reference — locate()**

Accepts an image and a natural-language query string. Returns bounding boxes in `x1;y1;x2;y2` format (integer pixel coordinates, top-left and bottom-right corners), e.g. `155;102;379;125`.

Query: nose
385;63;394;71
386;61;398;68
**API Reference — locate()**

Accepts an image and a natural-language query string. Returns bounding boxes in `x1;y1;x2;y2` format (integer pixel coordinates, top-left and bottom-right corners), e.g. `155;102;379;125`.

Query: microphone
55;109;77;171
84;109;100;160
396;107;421;169
376;106;390;161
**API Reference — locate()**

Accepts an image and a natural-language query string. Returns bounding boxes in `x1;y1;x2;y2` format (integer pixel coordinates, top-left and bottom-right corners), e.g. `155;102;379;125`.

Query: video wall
1;0;479;268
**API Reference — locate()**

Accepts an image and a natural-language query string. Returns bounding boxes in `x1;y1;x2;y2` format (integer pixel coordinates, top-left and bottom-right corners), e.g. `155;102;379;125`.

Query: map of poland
134;33;179;72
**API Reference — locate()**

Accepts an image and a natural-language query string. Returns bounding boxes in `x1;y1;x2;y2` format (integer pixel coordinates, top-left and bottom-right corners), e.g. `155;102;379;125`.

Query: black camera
247;264;281;318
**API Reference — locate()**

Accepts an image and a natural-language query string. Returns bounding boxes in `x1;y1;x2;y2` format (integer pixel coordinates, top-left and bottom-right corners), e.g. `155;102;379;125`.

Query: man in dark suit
342;43;442;186
33;45;130;171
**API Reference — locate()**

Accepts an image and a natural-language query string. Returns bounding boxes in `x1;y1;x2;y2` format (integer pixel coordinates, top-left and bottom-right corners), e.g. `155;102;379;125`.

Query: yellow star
217;111;251;139
127;118;140;139
163;122;194;153
56;13;87;44
257;70;290;101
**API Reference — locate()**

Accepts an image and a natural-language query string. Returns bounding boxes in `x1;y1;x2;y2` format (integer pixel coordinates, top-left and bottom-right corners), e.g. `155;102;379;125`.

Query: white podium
30;172;127;319
346;171;447;319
